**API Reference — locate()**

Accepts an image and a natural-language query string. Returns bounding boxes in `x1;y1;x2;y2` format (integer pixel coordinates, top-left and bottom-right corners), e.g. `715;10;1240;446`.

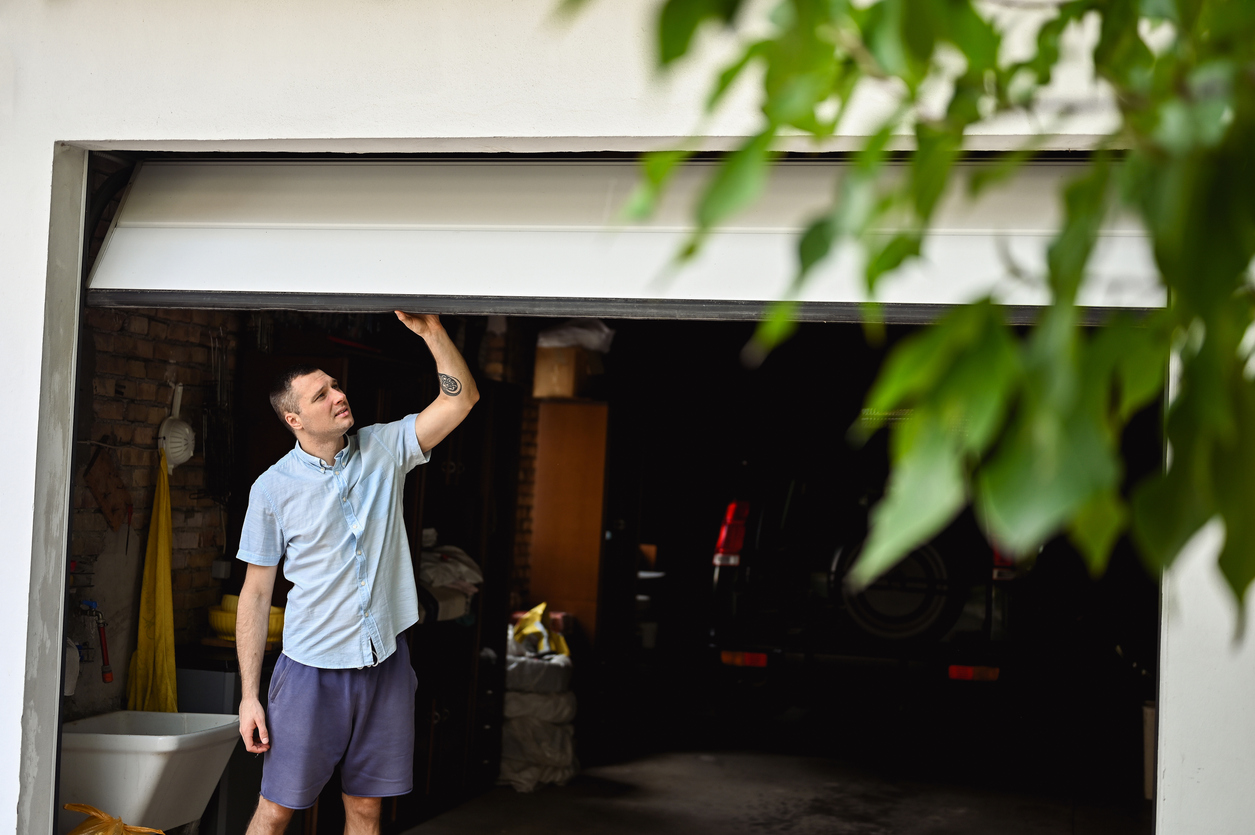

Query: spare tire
829;540;969;643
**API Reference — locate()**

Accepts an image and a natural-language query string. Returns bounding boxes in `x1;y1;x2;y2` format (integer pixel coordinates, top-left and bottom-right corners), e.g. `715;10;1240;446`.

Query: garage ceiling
86;160;1162;320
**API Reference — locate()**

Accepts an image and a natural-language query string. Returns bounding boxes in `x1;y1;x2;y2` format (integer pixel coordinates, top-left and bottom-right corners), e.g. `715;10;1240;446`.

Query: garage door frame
23;147;1164;835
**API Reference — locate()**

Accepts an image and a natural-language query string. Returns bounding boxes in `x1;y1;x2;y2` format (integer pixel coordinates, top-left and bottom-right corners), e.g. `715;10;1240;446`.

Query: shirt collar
291;435;356;471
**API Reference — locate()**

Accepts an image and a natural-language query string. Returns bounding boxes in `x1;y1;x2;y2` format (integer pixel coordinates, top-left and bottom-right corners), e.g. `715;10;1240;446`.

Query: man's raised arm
395;312;480;453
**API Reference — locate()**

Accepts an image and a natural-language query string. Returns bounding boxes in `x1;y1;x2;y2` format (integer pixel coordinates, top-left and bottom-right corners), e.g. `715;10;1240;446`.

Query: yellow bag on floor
512;602;570;656
63;804;163;835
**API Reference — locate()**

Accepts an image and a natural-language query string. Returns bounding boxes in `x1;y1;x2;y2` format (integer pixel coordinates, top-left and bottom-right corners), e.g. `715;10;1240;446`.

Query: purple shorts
260;635;417;809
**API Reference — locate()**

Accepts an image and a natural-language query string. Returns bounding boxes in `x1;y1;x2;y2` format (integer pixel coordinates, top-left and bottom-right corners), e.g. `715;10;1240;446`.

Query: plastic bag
497;757;577;793
536;318;615;352
505;653;572;693
418;546;483;588
63;804;163;835
512;602;569;656
506;627;529;657
501;716;576;768
504;690;578;724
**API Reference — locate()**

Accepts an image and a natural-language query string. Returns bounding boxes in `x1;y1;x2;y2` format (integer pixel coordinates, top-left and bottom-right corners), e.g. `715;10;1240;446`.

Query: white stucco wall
0;1;1224;833
1157;524;1255;832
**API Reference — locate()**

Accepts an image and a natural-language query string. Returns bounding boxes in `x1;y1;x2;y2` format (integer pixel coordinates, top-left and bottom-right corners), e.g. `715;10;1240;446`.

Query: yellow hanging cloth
127;449;177;712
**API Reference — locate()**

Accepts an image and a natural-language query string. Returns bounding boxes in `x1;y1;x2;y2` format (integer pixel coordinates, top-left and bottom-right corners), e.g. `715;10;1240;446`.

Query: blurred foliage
613;0;1255;601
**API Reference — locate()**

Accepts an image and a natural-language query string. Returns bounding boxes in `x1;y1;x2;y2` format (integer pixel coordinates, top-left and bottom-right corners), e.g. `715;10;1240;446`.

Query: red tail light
713;501;750;566
948;665;1000;682
991;547;1016;581
721;650;768;668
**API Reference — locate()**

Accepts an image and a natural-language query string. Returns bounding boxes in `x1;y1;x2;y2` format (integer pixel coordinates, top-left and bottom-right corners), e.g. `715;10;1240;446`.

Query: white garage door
86;159;1162;319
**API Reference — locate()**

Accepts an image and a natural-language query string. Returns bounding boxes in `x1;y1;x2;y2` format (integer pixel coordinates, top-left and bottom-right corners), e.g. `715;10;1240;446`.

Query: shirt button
341;496;346;502
357;551;362;556
360;581;366;586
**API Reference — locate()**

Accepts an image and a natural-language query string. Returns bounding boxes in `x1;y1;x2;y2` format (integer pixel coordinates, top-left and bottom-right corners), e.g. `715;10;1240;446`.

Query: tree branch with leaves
569;0;1255;601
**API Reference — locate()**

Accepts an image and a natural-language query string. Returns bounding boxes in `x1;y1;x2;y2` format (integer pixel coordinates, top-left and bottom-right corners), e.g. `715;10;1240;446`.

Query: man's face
287;370;354;439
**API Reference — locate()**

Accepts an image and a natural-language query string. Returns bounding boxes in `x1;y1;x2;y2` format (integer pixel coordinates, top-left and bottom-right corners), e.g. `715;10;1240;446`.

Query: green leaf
900;0;940;67
706;41;768;111
1153;100;1196;157
861;0;914;82
554;0;593;17
1046;158;1111;304
864;313;967;416
797;211;837;281
931;310;1020;455
696;130;775;229
1109;317;1169;421
1139;0;1177;23
623;150;693;220
912;124;960;220
967;147;1036;199
658;0;744;66
1076;315;1168;435
743;300;799;367
1018;2;1086;87
1211;377;1255;600
864;302;991;416
1094;0;1154;90
976;410;1120;555
850;418;966;589
865;231;921;288
1131;431;1212;571
941;0;999;73
1069;490;1129;576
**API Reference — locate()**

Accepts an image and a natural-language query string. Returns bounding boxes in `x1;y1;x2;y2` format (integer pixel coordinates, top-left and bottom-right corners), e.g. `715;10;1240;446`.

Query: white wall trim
20;144;87;835
64;135;1113;155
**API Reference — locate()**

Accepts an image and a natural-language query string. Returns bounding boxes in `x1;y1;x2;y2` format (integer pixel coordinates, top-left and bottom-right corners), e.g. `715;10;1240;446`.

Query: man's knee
248;795;295;834
342;793;382;821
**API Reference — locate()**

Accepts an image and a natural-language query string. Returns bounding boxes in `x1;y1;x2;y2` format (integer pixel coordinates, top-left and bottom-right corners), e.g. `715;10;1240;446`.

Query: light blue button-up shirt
236;415;429;669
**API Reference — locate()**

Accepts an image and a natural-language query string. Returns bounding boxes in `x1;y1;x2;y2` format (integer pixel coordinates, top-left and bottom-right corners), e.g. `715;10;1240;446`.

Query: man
236;312;478;835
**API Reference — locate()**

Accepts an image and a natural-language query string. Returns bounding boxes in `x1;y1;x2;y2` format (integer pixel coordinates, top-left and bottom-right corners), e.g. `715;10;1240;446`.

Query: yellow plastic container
207;605;284;642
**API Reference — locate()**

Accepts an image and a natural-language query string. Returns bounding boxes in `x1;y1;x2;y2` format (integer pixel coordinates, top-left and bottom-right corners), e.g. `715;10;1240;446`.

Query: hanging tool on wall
80;601;114;684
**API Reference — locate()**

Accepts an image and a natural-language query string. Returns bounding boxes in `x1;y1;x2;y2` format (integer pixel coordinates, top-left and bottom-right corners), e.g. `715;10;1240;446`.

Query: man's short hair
270;365;322;434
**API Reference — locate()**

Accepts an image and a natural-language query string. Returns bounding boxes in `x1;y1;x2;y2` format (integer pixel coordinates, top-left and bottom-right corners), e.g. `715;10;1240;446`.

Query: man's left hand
395;311;443;339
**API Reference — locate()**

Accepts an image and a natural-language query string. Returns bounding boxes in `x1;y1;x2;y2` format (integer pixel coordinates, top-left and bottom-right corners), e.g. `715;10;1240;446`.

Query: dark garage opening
62;301;1158;835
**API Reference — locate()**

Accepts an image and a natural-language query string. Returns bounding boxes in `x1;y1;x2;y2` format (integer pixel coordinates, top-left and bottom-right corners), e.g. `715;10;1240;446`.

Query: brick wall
73;308;240;647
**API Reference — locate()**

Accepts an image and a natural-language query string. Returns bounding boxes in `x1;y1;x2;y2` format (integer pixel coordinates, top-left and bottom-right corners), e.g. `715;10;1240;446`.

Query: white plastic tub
59;711;240;834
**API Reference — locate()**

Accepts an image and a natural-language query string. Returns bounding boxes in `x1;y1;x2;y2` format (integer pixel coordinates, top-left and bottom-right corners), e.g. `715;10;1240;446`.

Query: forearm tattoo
439;373;463;396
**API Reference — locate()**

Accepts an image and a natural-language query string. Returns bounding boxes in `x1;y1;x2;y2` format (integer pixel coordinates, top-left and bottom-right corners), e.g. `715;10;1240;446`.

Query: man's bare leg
342;794;382;835
246;795;295;835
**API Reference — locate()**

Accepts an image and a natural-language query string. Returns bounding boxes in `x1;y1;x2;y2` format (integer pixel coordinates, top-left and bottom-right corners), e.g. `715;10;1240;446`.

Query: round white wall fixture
158;384;195;474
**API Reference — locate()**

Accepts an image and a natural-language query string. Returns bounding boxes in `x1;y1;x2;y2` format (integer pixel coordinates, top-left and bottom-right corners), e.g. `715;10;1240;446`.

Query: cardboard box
532;346;602;399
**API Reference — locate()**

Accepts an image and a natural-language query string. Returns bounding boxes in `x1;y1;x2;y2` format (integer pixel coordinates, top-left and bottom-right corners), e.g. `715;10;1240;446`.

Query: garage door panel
89;226;1162;311
86;160;1162;316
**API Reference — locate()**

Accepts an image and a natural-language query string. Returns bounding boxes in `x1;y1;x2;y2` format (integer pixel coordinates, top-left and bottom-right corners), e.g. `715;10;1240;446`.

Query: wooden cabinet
529;401;608;643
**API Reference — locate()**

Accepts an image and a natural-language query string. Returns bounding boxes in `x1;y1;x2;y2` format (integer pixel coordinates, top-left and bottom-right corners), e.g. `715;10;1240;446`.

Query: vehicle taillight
948;665;1000;682
713;500;750;566
721;650;768;668
991;547;1015;581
